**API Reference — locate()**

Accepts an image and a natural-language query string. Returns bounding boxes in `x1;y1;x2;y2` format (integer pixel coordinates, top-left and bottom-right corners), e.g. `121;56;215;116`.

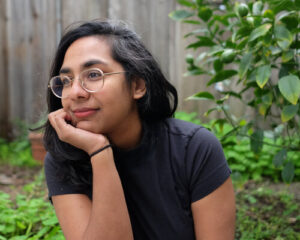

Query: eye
86;70;102;81
61;76;71;86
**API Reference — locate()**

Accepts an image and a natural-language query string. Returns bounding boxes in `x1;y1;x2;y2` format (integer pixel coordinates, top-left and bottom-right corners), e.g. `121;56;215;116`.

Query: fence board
29;0;61;123
0;0;10;138
0;0;252;138
61;0;108;29
6;0;59;135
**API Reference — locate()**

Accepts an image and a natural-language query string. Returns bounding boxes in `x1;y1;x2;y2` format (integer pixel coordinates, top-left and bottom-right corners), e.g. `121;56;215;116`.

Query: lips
72;108;99;118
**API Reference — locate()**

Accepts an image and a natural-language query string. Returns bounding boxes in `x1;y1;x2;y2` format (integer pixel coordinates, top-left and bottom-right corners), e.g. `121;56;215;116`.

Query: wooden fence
0;0;247;139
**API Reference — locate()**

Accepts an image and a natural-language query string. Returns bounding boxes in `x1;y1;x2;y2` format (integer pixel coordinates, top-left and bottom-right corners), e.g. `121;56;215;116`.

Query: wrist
90;144;112;158
86;136;110;155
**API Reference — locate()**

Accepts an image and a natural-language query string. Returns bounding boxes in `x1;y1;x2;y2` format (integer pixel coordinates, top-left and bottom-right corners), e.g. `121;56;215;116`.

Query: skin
48;36;236;240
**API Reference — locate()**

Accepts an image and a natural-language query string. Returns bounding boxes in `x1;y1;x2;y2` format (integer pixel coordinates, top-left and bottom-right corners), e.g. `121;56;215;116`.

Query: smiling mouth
72;108;99;118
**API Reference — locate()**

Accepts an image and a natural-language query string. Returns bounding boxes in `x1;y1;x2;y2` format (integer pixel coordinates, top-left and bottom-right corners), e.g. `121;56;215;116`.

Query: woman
44;20;235;240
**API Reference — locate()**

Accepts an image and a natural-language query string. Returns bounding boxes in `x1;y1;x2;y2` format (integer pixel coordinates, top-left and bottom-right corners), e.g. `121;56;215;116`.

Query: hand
48;109;109;155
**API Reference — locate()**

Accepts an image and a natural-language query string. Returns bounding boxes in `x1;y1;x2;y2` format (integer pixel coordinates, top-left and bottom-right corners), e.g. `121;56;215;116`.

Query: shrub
175;111;300;182
170;0;300;182
0;171;63;239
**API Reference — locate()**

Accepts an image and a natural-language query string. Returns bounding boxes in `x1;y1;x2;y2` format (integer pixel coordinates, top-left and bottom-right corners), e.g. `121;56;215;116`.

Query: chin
75;121;104;134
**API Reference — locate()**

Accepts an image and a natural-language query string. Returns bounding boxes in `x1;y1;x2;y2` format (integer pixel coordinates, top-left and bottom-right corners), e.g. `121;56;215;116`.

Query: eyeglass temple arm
103;71;126;76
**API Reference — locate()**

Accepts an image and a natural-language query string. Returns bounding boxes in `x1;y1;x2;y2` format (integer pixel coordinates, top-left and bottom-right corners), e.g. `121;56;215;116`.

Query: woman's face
60;36;143;137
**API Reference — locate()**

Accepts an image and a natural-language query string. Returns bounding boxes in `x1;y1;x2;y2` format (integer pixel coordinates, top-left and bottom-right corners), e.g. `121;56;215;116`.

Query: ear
132;78;146;100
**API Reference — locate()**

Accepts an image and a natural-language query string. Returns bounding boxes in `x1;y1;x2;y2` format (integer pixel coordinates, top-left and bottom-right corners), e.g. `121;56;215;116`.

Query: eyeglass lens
50;69;104;98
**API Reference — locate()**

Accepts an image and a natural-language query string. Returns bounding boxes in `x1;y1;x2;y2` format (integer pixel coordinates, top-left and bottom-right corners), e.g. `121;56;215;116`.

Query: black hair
44;20;178;188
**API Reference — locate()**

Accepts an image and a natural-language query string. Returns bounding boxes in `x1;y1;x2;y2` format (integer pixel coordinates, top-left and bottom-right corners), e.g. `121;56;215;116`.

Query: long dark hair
44;20;178;188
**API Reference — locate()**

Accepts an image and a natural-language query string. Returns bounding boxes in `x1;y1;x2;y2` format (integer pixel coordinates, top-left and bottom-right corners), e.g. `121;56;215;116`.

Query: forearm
83;148;133;240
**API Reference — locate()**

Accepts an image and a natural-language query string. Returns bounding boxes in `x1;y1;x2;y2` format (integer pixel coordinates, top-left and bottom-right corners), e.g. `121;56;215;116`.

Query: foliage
170;0;300;182
0;138;38;167
235;184;300;239
0;171;64;239
175;111;300;182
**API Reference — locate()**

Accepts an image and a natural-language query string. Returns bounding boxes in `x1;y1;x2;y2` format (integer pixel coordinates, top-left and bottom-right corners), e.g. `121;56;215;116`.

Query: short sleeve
185;127;231;202
44;152;91;201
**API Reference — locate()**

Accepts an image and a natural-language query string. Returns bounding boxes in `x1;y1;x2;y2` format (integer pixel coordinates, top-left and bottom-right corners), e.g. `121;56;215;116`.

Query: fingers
48;109;74;141
48;109;110;154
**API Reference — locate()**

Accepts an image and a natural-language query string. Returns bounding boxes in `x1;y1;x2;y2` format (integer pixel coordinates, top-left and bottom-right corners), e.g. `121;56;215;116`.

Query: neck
108;112;143;150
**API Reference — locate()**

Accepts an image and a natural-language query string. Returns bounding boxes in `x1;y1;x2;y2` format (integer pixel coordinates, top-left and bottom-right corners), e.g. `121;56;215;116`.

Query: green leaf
278;75;300;105
263;9;275;19
187;91;215;100
207;70;237;86
259;103;270;116
168;10;194;21
198;7;213;22
256;65;271;88
282;50;294;62
252;1;263;15
273;149;287;167
186;38;215;49
176;0;195;7
183;20;201;24
183;68;205;77
262;93;273;106
213;59;223;72
248;24;272;42
274;25;293;50
281;104;299;122
282;161;294;183
250;129;264;154
239;52;252;79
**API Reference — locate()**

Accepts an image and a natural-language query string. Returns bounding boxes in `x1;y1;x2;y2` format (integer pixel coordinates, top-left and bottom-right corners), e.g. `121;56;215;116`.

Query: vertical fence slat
61;0;108;29
0;0;10;138
29;0;61;123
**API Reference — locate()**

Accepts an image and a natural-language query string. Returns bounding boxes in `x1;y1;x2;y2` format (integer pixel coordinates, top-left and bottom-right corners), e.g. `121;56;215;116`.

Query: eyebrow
59;59;109;74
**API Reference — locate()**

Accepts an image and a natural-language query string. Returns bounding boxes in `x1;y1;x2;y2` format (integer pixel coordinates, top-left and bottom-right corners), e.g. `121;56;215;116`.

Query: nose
68;77;89;100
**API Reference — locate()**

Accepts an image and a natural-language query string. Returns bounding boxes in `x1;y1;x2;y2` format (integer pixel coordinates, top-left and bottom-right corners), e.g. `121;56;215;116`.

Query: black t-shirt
45;118;231;240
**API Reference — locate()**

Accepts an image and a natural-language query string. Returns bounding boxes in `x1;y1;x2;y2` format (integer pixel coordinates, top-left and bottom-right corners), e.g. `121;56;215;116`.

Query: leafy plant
0;138;38;167
235;184;300;239
170;0;300;182
175;111;300;182
0;171;64;239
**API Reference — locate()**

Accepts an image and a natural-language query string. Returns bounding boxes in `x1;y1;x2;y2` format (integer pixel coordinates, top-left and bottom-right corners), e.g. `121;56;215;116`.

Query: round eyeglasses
48;68;126;98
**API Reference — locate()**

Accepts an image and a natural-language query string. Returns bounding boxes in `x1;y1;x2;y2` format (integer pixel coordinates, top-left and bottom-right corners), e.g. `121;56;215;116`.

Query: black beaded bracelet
89;144;112;158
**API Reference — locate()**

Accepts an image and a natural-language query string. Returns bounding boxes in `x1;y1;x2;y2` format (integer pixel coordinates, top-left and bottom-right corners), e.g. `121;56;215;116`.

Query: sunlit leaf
176;0;195;7
248;24;272;42
169;10;194;21
275;25;293;50
281;104;299;122
259;104;269;116
183;20;201;24
256;65;271;88
282;50;294;62
252;1;263;15
187;91;215;100
278;75;300;104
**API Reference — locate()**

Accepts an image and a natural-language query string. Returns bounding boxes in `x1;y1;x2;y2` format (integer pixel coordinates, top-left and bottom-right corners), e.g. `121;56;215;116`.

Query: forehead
61;36;116;70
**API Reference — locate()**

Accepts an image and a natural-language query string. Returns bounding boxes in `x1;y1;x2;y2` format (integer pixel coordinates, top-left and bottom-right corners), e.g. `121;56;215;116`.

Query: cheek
61;99;69;110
